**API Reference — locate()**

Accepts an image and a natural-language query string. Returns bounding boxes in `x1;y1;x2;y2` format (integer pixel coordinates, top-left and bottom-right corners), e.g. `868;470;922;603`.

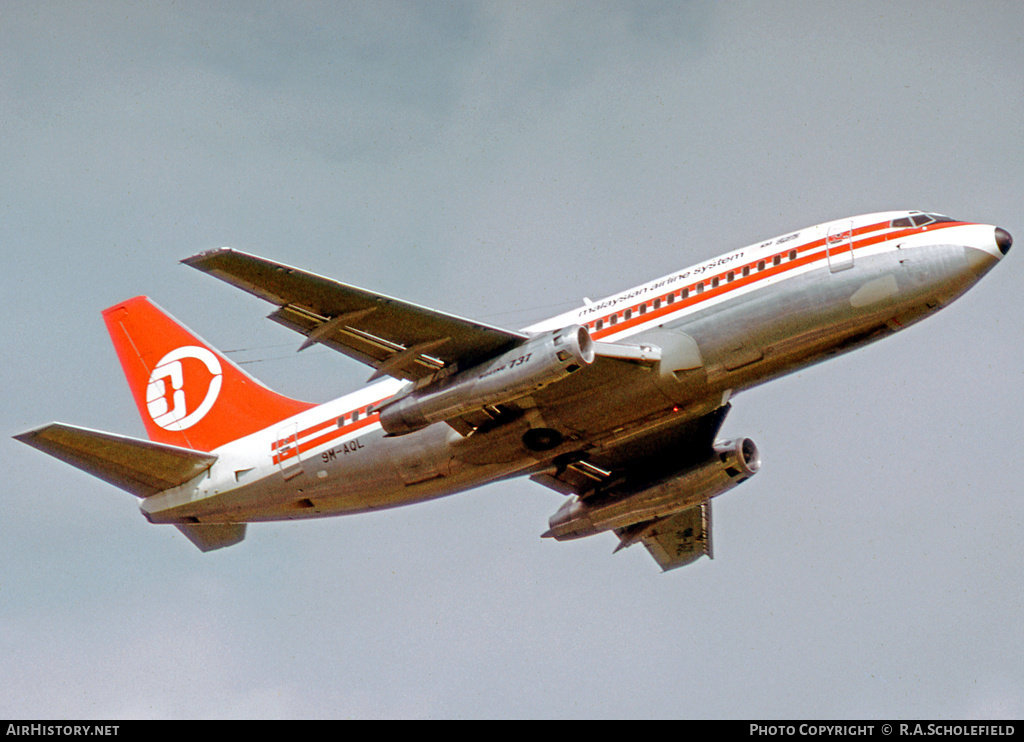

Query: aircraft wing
183;248;527;382
531;405;729;571
530;404;731;497
617;504;713;572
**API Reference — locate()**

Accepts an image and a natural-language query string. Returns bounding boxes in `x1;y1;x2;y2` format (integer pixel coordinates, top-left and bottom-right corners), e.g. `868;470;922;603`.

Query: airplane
15;211;1012;570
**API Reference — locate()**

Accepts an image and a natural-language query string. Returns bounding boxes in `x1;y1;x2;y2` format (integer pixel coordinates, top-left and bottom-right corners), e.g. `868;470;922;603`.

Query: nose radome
995;227;1013;255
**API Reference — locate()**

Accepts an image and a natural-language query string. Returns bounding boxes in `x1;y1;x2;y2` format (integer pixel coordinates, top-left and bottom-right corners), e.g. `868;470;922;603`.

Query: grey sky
3;1;1022;719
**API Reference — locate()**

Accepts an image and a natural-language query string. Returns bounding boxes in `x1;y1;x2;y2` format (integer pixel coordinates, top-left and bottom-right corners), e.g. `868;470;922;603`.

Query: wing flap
531;405;730;572
184;248;527;381
530;404;732;499
617;503;713;572
14;423;217;498
268;303;445;376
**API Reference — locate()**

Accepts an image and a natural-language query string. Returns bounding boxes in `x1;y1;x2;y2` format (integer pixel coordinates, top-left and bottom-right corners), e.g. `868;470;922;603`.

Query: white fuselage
140;211;1006;527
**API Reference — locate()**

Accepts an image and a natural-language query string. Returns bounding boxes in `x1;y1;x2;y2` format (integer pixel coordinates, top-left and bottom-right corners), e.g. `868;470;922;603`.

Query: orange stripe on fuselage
586;220;966;340
270;219;969;463
272;408;384;464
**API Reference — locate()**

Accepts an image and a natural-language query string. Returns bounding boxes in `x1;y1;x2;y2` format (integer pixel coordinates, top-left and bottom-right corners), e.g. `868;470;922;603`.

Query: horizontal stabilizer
176;523;246;552
14;423;217;498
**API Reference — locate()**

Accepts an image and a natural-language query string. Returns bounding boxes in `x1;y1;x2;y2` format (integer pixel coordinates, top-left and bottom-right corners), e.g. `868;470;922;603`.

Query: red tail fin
103;296;314;451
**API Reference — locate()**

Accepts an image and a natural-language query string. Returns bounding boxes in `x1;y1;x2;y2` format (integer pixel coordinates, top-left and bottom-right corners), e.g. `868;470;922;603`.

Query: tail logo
145;346;223;431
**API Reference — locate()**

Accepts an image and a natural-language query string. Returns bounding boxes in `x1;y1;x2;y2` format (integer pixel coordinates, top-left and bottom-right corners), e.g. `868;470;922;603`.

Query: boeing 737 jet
16;211;1012;570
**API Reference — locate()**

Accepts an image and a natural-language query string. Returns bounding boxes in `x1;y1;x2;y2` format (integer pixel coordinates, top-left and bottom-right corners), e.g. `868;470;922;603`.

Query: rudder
103;296;314;451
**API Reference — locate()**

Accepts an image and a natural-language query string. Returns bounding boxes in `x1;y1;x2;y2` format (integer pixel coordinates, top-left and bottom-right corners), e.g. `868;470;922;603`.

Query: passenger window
596;319;604;330
696;283;704;294
757;260;766;271
727;271;735;282
742;266;750;277
773;255;781;266
789;250;797;261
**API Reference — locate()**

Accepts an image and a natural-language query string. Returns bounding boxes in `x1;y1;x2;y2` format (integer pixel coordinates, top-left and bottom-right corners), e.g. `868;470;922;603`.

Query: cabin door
826;222;854;273
274;424;304;480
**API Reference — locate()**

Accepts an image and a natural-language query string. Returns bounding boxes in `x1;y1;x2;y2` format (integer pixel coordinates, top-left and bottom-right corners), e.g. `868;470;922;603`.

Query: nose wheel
523;427;564;452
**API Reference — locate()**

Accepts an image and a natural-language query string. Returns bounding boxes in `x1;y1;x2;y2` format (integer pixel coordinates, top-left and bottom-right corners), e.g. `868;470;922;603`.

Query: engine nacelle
544;437;760;541
378;325;595;436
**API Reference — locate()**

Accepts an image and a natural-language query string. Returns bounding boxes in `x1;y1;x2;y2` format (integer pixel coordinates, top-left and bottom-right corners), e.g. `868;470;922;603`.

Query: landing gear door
826;221;854;273
274;424;303;480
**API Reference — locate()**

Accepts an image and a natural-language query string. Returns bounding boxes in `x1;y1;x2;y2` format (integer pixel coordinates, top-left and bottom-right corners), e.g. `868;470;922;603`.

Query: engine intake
378;325;595;436
544;437;760;541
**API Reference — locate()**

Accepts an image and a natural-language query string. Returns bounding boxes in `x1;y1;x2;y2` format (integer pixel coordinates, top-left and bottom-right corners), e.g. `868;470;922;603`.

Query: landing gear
522;427;563;452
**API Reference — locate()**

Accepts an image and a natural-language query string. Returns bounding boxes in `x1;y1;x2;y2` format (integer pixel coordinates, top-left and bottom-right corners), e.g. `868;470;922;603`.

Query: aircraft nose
995;227;1013;255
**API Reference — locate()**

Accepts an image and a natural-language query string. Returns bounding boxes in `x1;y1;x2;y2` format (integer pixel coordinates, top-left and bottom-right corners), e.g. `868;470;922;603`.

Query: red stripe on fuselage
272;408;384;465
586;220;966;339
270;218;969;463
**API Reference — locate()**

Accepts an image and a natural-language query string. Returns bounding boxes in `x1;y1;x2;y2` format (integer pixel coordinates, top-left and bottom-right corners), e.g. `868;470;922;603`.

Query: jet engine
378;325;595;436
544;437;760;541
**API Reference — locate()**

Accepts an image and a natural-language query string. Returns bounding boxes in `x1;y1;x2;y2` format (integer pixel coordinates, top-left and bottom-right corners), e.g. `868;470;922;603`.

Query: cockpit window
893;213;957;229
